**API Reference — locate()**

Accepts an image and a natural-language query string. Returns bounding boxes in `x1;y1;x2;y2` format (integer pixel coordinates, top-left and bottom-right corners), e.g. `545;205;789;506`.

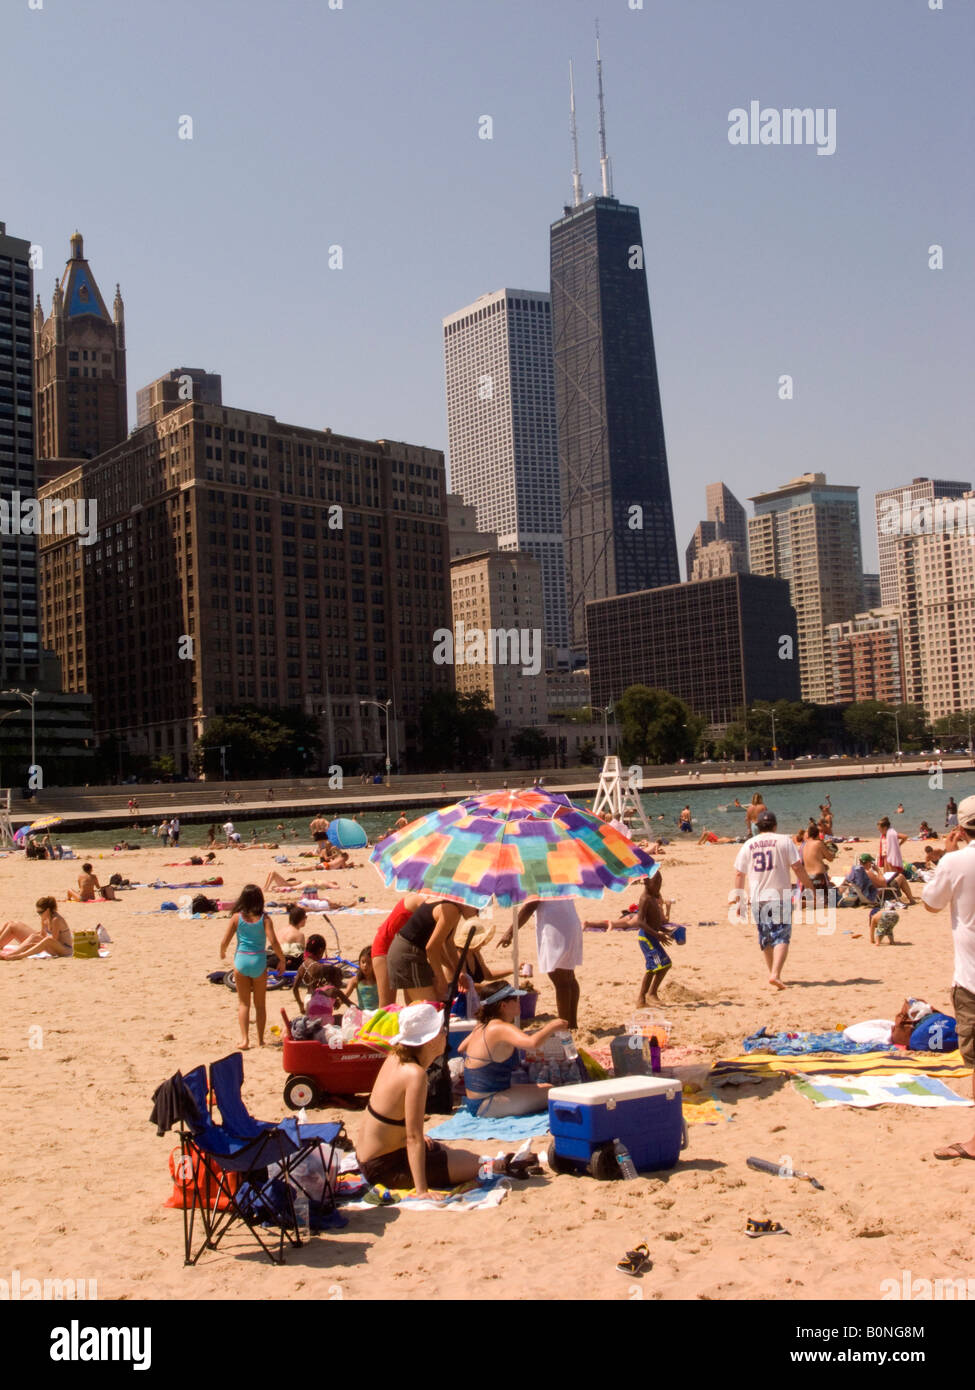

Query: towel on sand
712;1051;971;1079
794;1073;973;1108
338;1171;511;1210
428;1110;549;1141
743;1027;884;1056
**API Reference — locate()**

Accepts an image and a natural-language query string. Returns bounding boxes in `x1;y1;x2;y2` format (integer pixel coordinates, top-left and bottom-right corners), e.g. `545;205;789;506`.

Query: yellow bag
73;929;99;959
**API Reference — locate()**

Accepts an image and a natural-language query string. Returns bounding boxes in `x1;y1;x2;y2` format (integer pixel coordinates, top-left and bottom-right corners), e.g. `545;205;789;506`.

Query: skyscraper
686;482;748;579
748;473;864;704
0;221;41;685
550;42;679;653
33;232;127;478
874;477;971;607
443;289;568;654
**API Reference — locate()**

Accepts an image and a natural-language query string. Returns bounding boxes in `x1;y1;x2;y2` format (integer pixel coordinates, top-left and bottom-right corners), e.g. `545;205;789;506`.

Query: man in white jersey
731;809;814;989
922;794;975;1160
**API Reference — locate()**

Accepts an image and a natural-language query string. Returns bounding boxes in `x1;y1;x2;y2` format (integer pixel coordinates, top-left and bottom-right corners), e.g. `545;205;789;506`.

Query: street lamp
751;706;778;764
599;705;613;756
360;698;392;785
880;708;901;759
1;689;39;782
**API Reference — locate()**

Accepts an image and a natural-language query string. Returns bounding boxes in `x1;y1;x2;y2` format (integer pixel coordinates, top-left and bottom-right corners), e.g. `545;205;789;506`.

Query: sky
3;0;973;571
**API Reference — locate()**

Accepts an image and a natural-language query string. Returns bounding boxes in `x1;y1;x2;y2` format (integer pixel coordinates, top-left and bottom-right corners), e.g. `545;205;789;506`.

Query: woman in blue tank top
459;984;569;1117
219;884;286;1049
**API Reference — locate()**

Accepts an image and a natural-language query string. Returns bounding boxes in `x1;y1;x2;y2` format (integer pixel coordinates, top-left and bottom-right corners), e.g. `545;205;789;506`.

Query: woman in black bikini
354;1003;483;1196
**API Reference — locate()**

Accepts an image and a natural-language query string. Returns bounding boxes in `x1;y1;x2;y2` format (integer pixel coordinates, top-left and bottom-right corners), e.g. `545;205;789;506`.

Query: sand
1;836;971;1302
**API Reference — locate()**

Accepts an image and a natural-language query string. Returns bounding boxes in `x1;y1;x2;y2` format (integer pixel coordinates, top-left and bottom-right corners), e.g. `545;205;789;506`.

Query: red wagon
281;1012;384;1110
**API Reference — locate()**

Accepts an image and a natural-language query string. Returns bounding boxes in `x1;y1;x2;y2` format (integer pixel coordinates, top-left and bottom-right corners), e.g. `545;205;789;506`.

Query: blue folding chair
173;1065;305;1266
209;1052;344;1225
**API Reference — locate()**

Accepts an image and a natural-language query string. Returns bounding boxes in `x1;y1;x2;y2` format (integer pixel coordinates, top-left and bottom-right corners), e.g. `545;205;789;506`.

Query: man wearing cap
922;795;975;1160
731;809;815;989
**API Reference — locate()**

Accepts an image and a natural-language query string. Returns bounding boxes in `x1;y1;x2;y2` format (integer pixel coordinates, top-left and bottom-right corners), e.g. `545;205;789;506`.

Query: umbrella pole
510;904;519;991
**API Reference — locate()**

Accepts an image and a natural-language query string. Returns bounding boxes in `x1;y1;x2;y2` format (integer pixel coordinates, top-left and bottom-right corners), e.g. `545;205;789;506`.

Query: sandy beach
1;834;971;1302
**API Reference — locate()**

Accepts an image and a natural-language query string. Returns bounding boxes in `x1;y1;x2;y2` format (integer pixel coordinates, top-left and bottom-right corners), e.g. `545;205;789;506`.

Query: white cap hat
957;795;975;829
389;1002;444;1048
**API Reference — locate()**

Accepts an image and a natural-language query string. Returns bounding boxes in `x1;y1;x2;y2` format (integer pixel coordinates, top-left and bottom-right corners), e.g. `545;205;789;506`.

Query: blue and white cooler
547;1075;687;1178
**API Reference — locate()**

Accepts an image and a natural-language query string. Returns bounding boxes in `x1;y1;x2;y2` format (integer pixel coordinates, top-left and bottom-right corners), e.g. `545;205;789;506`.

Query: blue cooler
447;1018;476;1060
548;1076;686;1175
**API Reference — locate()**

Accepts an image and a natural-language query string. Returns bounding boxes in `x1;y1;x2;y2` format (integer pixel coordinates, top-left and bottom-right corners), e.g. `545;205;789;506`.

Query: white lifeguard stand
590;756;655;840
0;789;14;847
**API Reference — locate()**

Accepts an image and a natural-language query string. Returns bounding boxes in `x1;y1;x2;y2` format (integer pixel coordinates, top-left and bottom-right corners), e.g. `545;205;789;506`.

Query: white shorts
536;917;583;974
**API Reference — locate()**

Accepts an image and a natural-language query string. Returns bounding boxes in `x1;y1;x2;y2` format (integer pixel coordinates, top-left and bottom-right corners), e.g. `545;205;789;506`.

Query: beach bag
425;1054;453;1115
891;1000;914;1048
165;1147;239;1211
73;929;99;959
354;1005;403;1054
909;1013;957;1052
191;894;218;914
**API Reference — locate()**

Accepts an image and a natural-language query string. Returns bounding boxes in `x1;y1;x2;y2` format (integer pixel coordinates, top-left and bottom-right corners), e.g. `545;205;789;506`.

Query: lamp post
751;706;777;764
1;689;39;783
599;705;613;757
360;698;392;785
881;708;901;759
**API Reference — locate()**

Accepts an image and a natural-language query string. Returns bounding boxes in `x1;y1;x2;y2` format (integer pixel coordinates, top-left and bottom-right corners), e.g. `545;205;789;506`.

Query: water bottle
612;1139;638;1180
648;1034;661;1075
557;1029;578;1062
295;1192;310;1236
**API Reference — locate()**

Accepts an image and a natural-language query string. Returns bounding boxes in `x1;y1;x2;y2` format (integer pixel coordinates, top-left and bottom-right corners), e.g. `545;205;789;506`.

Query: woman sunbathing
67;863;117;901
263;870;340;894
0;897;73;959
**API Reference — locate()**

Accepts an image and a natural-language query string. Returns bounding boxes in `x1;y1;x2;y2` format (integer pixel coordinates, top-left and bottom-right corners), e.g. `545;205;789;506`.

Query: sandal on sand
616;1242;652;1276
934;1143;975;1161
746;1218;788;1238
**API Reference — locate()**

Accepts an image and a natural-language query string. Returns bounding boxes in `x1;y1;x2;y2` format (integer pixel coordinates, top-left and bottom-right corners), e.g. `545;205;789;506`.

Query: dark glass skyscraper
550;195;679;652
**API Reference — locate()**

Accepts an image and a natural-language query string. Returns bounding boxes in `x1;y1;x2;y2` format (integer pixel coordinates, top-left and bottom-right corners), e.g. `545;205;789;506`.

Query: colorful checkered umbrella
369;789;657;981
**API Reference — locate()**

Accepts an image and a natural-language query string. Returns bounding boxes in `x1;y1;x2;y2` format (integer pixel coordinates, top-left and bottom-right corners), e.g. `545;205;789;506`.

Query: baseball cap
859;853;875;864
957;795;975;829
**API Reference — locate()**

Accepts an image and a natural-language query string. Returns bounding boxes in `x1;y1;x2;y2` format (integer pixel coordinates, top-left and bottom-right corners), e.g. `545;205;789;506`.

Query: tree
418;690;497;770
511;727;549;769
843;701;898;754
194;708;322;779
150;754;176;779
577;737;597;765
616;686;700;765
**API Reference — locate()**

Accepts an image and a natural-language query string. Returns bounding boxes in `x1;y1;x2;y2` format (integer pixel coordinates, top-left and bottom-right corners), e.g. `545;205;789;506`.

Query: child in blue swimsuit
219;884;286;1050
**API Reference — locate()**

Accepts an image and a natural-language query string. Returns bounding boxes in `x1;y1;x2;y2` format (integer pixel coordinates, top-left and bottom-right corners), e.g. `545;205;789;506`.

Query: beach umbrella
327;817;368;850
13;825;29;841
29;814;62;832
369;789;657;982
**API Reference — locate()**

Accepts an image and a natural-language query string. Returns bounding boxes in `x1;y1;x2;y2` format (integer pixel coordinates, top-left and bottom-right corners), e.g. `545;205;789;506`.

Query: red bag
165;1146;240;1210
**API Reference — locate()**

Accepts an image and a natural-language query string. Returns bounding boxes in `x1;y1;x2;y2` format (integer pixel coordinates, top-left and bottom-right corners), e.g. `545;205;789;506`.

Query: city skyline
3;0;972;574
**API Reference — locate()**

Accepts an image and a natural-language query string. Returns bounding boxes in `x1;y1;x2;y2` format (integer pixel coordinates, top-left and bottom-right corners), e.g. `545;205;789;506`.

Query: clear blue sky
3;0;972;569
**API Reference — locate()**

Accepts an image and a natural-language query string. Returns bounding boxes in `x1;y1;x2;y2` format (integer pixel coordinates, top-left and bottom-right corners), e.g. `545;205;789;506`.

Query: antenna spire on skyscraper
595;23;613;197
569;60;584;207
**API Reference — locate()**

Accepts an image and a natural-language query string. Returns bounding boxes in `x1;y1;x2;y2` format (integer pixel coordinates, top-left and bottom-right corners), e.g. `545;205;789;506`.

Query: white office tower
443;289;569;659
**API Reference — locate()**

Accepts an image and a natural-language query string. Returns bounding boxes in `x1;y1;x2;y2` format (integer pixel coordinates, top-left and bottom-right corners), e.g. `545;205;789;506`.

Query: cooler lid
548;1076;679;1104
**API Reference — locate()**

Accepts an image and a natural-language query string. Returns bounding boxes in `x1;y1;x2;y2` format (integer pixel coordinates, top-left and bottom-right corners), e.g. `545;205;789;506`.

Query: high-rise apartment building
686;482;748;579
445;493;497;557
449;548;548;729
37;384;451;773
586;573;799;729
550;45;679;654
33;233;127;478
862;573;882;610
874;477;971;608
895;497;975;723
825;608;905;706
0;221;41;685
691;538;745;582
136;367;222;429
443;289;568;654
748;473;864;704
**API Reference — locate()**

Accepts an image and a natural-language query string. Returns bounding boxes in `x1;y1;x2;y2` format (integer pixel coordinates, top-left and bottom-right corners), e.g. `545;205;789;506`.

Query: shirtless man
67;862;116;902
310;812;331;851
802;824;834;893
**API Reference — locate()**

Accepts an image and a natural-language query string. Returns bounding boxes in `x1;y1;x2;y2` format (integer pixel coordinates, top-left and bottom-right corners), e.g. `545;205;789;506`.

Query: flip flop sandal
934;1143;975;1160
746;1219;789;1238
616;1242;652;1276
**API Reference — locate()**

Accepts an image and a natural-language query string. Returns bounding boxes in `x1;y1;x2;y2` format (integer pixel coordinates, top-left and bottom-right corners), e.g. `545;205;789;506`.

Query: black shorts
358;1137;451;1190
387;933;434;990
953;984;975;1066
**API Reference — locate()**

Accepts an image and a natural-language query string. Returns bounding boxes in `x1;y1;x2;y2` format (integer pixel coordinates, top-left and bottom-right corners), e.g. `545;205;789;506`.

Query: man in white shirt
922;794;975;1160
504;897;583;1029
731;810;814;990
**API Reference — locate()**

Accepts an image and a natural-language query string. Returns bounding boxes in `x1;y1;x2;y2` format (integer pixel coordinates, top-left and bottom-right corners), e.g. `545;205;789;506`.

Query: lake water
43;768;973;852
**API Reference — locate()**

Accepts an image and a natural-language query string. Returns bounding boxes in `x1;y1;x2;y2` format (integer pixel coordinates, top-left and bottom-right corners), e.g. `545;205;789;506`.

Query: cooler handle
551;1104;583;1126
680;1117;689;1150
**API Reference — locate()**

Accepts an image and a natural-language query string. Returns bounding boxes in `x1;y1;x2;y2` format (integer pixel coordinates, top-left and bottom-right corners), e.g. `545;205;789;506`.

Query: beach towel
427;1110;549;1141
152;878;223;889
340;1175;511;1211
682;1090;733;1124
743;1028;885;1056
794;1073;973;1108
712;1051;971;1079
